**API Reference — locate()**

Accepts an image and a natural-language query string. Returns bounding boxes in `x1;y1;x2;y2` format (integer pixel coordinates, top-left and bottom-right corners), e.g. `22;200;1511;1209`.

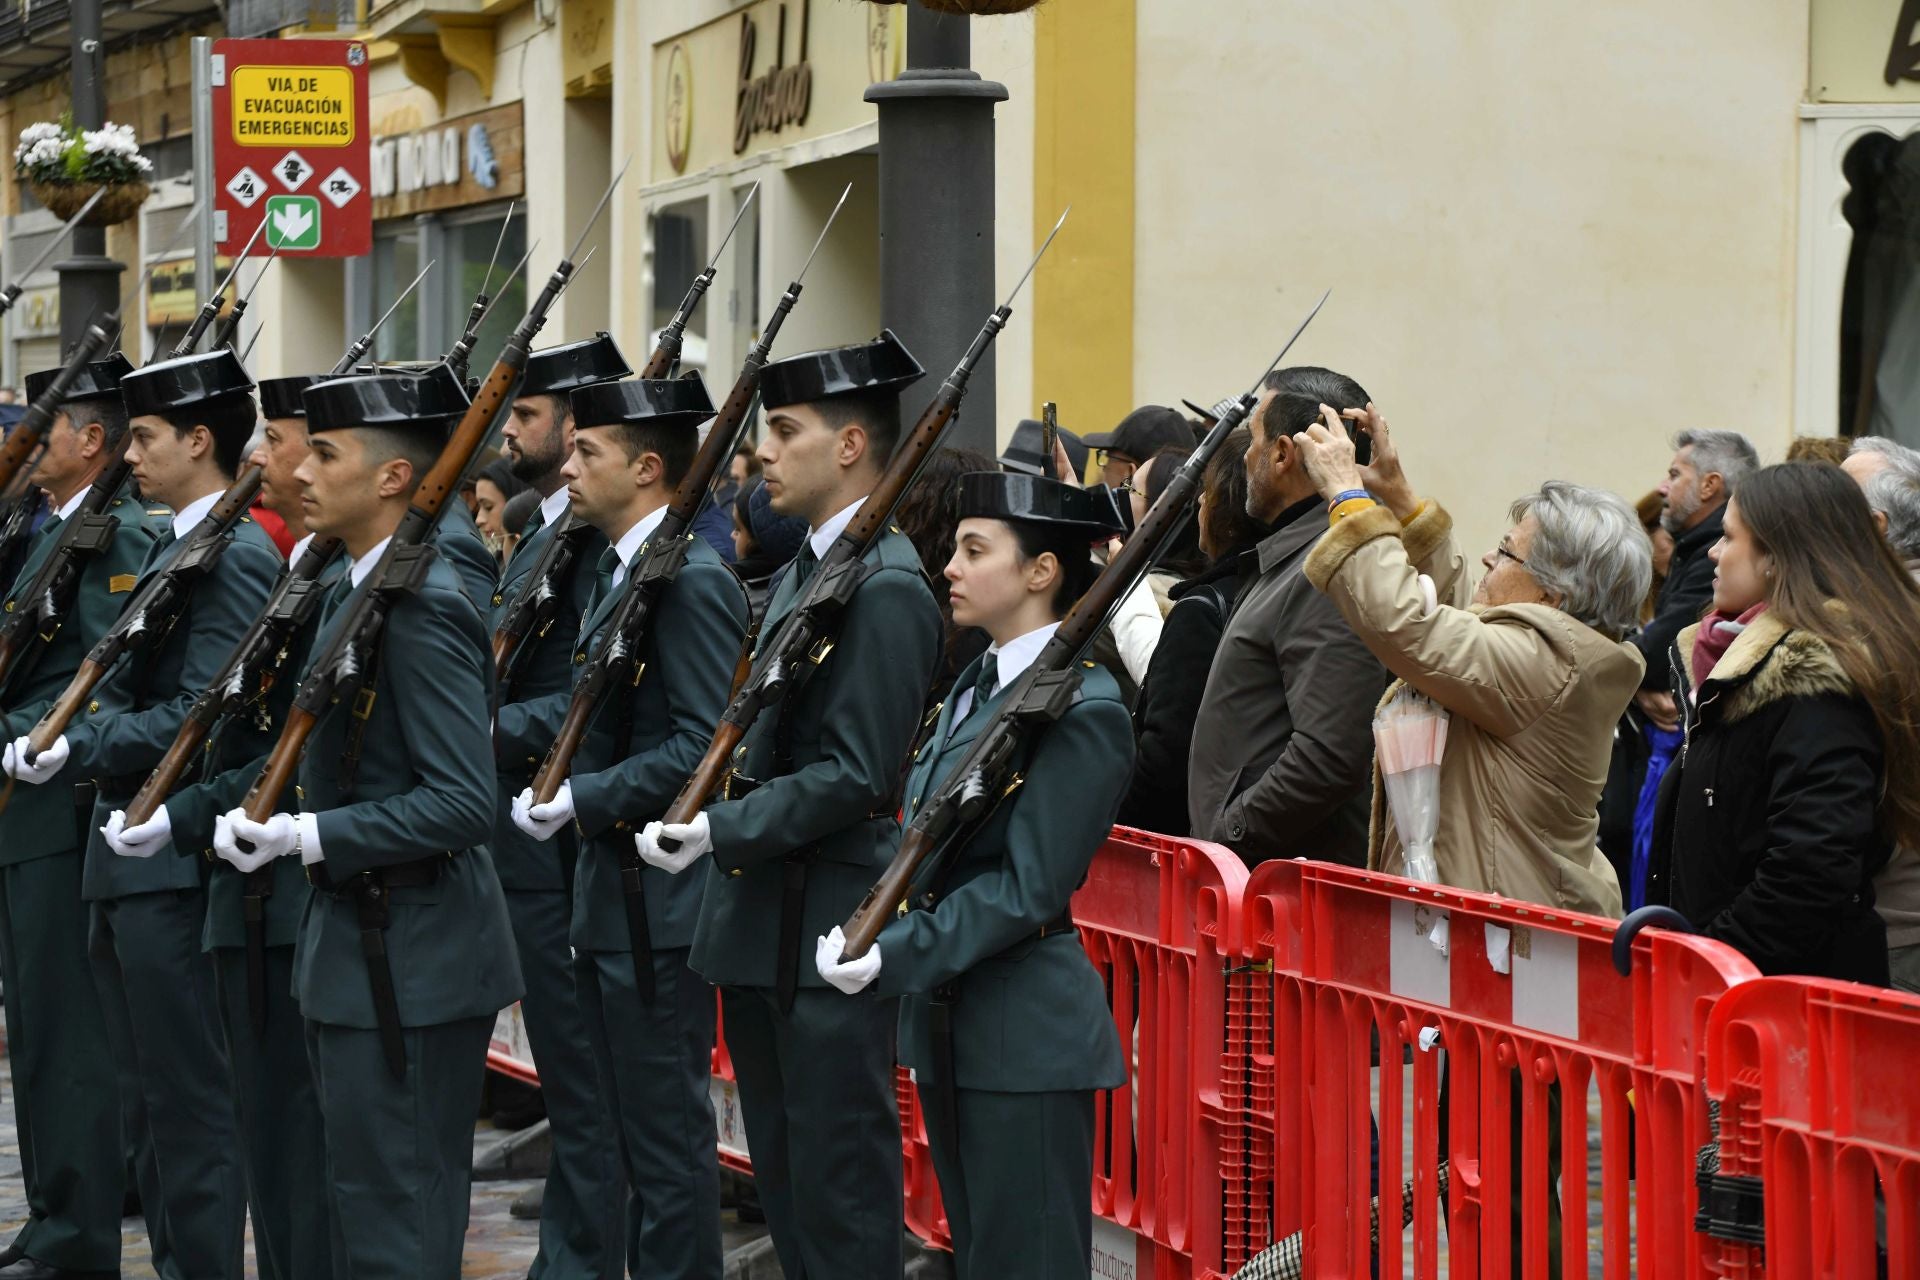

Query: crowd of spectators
891;372;1920;996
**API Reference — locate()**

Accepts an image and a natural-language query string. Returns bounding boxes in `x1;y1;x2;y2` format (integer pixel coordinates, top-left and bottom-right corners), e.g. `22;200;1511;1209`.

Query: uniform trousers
573;946;720;1280
89;888;247;1280
0;854;123;1271
720;985;902;1280
212;944;335;1280
920;1085;1096;1280
304;1014;493;1280
502;886;624;1280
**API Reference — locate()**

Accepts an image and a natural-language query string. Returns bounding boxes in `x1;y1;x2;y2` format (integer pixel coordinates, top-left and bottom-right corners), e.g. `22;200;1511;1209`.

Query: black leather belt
307;853;449;1080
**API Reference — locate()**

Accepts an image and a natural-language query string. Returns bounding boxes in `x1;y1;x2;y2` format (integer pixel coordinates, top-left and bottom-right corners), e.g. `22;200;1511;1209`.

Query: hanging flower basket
866;0;1043;13
14;117;155;227
25;177;151;226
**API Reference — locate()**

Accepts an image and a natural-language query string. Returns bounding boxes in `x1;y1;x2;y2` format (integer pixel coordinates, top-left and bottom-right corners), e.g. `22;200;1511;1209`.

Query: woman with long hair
1649;461;1920;981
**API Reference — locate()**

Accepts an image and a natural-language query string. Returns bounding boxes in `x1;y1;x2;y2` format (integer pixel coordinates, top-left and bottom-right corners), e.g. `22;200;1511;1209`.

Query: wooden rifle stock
23;464;265;761
842;826;936;957
241;706;317;823
660;721;746;826
124;721;206;827
531;696;593;805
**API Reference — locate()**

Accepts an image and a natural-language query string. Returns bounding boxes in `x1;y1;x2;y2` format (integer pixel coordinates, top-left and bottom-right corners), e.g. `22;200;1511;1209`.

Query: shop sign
212;38;372;257
654;0;900;176
369;102;525;221
146;256;232;330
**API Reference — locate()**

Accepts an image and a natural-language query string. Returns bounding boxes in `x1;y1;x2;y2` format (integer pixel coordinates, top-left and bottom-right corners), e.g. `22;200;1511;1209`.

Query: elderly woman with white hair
1291;406;1651;918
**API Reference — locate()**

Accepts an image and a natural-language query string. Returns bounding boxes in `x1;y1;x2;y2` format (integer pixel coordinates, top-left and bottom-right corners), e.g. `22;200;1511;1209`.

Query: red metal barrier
1242;859;1757;1280
1703;977;1920;1280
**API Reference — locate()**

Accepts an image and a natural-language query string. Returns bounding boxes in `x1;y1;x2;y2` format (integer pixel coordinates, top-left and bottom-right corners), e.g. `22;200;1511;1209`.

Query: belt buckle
350;687;377;721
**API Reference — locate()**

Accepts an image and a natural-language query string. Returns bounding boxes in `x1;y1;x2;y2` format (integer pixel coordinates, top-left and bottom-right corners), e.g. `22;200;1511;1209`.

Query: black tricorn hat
258;374;321;420
570;372;716;433
998;419;1089;480
23;352;135;406
303;363;470;437
951;471;1126;537
758;329;924;412
520;332;631;398
119;349;255;418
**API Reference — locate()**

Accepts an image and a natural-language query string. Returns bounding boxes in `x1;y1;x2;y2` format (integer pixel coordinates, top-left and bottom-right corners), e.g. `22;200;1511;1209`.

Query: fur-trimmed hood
1675;609;1856;722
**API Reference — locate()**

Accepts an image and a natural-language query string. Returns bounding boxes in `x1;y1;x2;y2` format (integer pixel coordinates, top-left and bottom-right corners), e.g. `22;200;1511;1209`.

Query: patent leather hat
303;362;469;436
520;332;631;398
119;349;255;417
23;352;135;406
758;329;924;411
258;374;321;420
951;471;1127;537
570;371;716;433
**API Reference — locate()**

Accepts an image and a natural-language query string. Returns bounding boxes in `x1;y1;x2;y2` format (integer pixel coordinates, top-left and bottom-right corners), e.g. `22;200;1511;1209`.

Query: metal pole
866;7;1007;457
191;37;217;360
56;0;124;355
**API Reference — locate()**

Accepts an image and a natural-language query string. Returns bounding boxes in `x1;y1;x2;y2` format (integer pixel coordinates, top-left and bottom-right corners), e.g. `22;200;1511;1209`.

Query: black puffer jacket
1647;610;1892;983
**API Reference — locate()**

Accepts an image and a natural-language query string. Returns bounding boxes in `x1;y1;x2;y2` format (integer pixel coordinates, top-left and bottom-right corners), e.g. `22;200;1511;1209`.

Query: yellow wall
1030;0;1134;445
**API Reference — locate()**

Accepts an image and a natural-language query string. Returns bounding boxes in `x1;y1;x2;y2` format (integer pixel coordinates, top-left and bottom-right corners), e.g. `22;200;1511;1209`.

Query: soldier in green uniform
816;471;1132;1279
99;373;343;1280
506;375;748;1280
0;354;160;1280
211;366;522;1280
635;333;941;1280
4;349;283;1280
489;334;627;1280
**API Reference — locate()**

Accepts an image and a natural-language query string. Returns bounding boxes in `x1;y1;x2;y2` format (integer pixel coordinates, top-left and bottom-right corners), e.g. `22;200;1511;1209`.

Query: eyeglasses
1493;542;1528;568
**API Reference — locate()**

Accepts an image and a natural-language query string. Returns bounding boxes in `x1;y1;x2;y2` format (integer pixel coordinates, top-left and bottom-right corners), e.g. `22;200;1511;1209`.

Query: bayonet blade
470;240;537;333
476;200;516;298
793;183;849;288
1001;206;1070;312
15;188;105;284
1246;288;1331;397
119;206;201;321
369;261;435;342
705;182;760;275
210;216;272;306
563;156;632;266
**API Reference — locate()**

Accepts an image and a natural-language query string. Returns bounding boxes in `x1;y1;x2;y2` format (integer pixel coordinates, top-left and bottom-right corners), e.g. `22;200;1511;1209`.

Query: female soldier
815;470;1131;1278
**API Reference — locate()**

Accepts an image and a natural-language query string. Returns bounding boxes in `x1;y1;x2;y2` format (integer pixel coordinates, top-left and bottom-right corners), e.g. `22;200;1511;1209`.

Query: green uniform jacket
487;509;606;892
66;515;282;900
436;498;501;613
691;528;940;989
0;489;166;868
501;534;748;952
877;655;1130;1092
290;550;523;1029
166;547;350;950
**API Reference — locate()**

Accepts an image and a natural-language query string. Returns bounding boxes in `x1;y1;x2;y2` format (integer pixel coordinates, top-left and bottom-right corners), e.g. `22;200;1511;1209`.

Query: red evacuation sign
211;38;372;259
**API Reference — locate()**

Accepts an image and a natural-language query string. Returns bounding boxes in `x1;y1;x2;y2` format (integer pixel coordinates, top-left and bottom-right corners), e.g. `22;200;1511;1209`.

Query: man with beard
490;334;630;1279
1630;430;1760;734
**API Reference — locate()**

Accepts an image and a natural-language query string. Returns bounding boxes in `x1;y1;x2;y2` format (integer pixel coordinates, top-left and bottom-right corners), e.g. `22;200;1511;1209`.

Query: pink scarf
1691;601;1769;694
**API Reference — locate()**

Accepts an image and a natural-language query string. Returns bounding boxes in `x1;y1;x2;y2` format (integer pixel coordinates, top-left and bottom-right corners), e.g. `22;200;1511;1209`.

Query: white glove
815;926;882;995
214;809;297;875
636;811;712;875
3;733;68;784
511;782;574;841
103;806;170;858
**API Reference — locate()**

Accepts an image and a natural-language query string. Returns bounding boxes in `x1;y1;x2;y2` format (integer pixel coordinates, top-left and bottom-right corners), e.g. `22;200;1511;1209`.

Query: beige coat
1304;501;1638;917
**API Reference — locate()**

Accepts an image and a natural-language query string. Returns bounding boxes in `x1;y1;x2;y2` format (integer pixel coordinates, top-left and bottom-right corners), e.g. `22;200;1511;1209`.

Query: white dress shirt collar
807;497;867;561
608;505;670;592
170;490;221;540
538;485;571;528
348;536;392;588
288;532;315;565
53;485;91;523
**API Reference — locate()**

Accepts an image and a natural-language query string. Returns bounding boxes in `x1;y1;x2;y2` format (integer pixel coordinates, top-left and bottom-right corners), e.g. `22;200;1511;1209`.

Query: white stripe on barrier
1389;898;1451;1007
1509;924;1580;1040
710;1074;751;1163
1089;1216;1145;1280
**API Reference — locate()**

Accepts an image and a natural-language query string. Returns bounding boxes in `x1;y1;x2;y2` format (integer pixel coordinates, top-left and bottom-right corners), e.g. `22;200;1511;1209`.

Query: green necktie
957;653;999;732
140;526;176;576
521;505;547;540
590;545;620;613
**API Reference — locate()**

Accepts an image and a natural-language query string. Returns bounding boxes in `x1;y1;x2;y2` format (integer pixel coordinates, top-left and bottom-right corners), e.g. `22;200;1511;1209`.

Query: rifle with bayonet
173;217;270;359
492;181;774;687
446;204;517;382
0;188;104;317
232;162;630;862
653;207;1073;848
837;290;1331;958
642;185;759;380
334;261;436;376
214;245;279;353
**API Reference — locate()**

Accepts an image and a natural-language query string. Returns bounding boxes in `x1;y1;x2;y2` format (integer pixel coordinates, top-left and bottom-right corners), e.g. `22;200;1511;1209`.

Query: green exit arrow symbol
264;195;321;250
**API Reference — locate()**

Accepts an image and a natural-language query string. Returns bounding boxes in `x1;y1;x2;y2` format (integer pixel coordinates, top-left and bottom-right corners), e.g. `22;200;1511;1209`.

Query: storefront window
370;225;424;362
449;211;527;369
1840;129;1920;443
650;196;709;372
